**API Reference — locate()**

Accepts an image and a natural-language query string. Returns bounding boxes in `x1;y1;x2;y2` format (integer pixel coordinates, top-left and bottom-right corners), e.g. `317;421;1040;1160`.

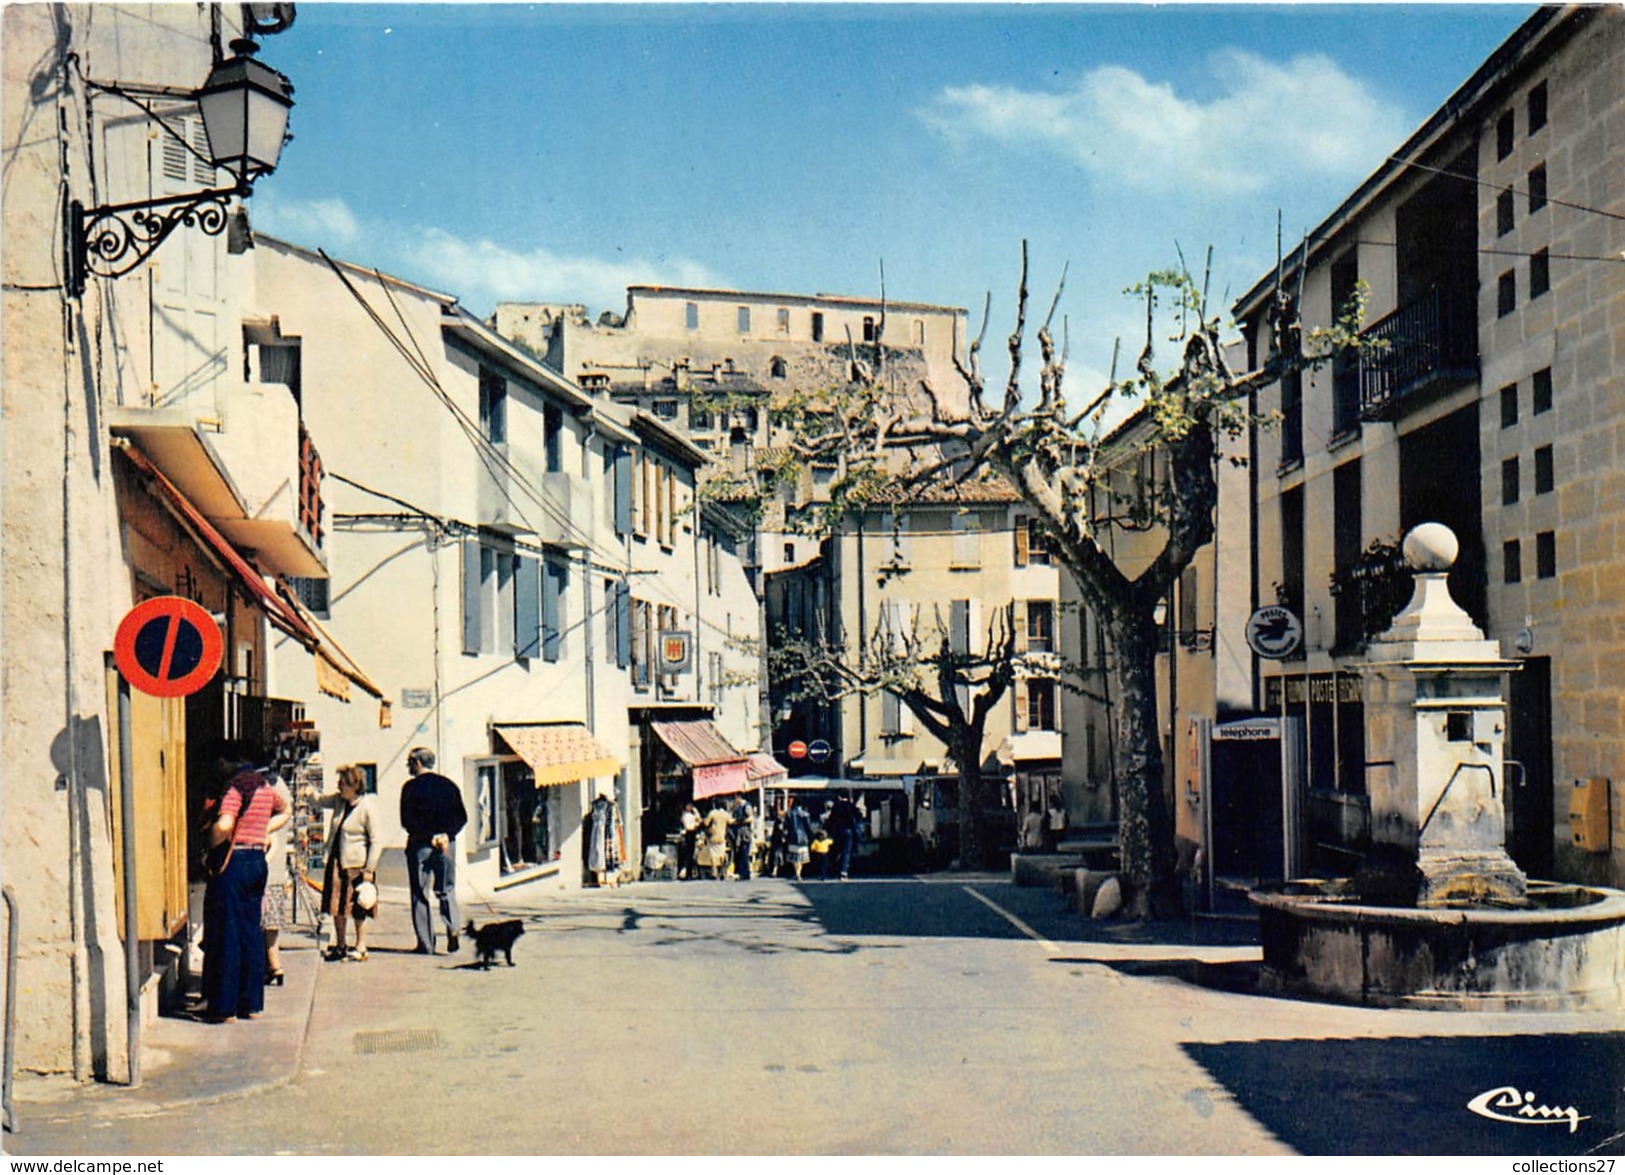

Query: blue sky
254;3;1536;392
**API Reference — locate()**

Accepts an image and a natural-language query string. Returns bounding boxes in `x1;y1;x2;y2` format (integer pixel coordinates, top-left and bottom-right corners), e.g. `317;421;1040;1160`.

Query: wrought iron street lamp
68;39;294;298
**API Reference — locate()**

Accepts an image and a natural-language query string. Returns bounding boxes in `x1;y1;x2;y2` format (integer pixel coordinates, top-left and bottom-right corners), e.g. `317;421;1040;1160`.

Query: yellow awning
495;723;621;788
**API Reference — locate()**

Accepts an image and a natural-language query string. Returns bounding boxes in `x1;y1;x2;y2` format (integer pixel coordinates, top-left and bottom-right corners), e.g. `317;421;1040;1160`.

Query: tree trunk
1110;601;1180;918
954;731;985;870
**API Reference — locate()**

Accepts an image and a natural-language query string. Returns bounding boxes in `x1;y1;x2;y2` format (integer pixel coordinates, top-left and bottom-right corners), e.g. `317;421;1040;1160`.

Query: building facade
2;4;372;1076
1235;5;1625;886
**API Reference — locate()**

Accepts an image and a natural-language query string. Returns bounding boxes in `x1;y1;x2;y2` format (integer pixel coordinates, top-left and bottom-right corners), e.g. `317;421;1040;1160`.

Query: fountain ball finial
1402;523;1458;573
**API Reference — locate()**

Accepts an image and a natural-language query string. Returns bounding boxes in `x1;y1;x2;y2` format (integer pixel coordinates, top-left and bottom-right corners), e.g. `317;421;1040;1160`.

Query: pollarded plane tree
774;243;1366;917
773;586;1030;870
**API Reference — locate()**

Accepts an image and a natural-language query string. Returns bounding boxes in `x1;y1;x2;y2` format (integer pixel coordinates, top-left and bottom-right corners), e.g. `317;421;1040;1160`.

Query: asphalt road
8;875;1622;1156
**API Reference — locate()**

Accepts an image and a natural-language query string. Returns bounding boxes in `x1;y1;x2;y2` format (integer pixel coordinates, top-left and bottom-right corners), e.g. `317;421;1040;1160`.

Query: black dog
464;919;525;969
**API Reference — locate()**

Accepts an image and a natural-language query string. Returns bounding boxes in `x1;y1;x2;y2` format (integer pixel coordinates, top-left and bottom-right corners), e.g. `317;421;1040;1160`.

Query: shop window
474;758;559;875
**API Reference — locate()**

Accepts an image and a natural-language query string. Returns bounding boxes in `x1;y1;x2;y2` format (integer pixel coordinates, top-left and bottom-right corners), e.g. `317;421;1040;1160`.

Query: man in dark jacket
400;747;468;954
728;792;755;880
826;791;862;881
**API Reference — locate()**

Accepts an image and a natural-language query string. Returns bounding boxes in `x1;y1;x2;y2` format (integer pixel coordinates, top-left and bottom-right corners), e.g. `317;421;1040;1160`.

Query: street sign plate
114;596;223;698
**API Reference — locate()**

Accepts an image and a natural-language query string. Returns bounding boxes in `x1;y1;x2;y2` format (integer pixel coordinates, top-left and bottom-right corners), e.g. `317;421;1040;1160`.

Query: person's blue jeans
835;830;857;879
408;838;460;951
202;847;268;1017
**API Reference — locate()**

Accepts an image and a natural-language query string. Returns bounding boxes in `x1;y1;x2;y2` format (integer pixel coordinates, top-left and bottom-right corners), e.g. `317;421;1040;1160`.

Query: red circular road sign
787;740;808;760
114;596;224;698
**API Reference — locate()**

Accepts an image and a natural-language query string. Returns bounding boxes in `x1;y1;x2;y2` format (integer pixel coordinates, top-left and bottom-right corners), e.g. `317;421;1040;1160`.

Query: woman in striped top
201;750;290;1022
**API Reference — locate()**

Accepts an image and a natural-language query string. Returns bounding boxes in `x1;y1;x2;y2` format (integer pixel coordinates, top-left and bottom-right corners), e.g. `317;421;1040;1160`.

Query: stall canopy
650;718;750;800
495;723;621;787
745;752;788;788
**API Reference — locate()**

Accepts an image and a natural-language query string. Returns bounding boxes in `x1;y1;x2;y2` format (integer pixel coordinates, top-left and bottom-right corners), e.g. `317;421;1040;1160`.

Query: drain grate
352;1028;444;1056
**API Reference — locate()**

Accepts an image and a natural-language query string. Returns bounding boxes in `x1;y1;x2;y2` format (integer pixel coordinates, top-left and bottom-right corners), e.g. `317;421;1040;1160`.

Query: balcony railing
1359;286;1478;419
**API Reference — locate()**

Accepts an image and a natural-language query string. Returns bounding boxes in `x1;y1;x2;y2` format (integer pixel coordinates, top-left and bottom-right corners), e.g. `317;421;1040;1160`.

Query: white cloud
249;193;725;314
404;229;727;314
250;192;361;246
924;49;1409;194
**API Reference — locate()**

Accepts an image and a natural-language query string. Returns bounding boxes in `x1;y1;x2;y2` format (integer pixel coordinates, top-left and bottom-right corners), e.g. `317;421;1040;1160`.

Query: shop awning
120;442;388;705
277;585;386;702
650;719;751;800
495;723;621;787
692;760;752;801
649;718;745;767
745;752;788;787
996;731;1063;766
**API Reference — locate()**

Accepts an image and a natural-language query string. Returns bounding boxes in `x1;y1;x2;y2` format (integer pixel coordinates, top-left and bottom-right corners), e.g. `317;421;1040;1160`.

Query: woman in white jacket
317;765;384;961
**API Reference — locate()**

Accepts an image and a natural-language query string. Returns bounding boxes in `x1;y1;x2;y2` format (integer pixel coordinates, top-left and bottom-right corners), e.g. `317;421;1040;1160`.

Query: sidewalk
7;886;416;1132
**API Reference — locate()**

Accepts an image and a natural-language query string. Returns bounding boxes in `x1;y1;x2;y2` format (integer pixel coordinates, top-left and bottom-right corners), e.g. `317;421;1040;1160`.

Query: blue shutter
514;555;540;659
615;580;631;669
614;447;633;536
542;558;564;663
461;539;483;654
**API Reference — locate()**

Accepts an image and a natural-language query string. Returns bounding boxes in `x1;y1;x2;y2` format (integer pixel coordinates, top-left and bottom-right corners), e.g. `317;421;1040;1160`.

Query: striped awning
649;719;746;768
494;723;621;787
745;752;788;786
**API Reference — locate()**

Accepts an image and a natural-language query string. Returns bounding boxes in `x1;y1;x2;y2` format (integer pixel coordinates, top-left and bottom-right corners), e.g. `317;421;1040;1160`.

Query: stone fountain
1251;524;1625;1011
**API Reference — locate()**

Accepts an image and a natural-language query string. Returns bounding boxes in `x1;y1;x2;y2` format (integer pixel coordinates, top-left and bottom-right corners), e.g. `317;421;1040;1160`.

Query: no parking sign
113;596;224;697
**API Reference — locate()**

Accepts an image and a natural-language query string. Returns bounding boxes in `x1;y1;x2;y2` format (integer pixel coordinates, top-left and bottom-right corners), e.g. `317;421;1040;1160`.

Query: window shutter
1014;517;1030;567
1013;679;1030;733
948;600;969;655
462;540;483;654
514;555;540;659
1051;680;1063;732
882;691;900;736
614;448;633;535
542;559;563;663
1012;600;1029;654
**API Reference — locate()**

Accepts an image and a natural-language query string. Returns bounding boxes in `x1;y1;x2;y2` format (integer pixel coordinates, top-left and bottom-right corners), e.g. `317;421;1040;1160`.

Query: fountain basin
1251;881;1625;1011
